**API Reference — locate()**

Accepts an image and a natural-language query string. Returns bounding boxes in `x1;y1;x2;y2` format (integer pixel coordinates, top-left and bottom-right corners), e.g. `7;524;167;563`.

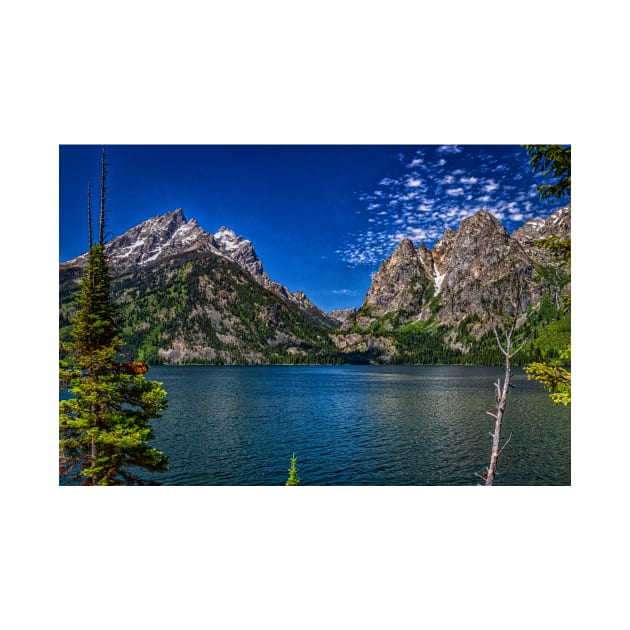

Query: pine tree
59;147;168;485
285;453;300;486
525;144;571;199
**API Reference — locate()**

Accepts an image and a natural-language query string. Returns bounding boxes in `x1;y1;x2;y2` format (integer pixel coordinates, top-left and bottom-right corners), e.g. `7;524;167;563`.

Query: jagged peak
215;225;235;236
456;209;508;237
393;238;418;256
155;207;187;223
464;209;501;225
213;226;253;254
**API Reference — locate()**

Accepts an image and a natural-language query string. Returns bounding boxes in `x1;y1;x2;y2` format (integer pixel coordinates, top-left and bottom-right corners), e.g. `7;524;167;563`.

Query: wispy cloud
483;179;499;192
446;187;464;196
437;145;462;154
406;177;423;188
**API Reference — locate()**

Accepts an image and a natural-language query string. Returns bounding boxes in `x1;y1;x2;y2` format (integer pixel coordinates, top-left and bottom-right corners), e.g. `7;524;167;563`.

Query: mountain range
59;205;570;365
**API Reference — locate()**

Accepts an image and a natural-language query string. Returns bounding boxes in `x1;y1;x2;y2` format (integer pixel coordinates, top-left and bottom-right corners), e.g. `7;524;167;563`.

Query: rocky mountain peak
360;236;432;319
426;210;535;325
396;238;417;255
213;226;245;250
60;208;333;329
512;205;571;246
213;226;264;279
511;205;571;268
346;206;561;339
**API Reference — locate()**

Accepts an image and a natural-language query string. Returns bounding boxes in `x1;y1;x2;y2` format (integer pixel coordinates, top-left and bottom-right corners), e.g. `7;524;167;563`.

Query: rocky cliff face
361;238;433;317
512;204;571;247
328;307;357;325
512;204;571;264
433;210;535;325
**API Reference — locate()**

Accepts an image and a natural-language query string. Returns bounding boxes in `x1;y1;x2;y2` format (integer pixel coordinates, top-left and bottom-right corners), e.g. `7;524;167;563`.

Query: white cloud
446;187;464;196
483;179;499;192
406;158;424;168
398;192;418;201
406;177;423;188
437;145;462;154
460;176;478;184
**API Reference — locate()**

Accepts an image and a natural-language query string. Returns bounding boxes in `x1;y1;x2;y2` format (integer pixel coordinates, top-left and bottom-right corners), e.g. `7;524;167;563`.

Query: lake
137;365;570;485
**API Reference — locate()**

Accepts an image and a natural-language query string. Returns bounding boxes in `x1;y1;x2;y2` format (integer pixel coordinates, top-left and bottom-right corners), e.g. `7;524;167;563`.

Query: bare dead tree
476;269;533;486
87;181;93;250
99;145;107;246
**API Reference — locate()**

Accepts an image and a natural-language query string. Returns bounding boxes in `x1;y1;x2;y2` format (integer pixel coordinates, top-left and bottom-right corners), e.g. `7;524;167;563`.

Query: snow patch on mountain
434;269;446;294
213;227;250;253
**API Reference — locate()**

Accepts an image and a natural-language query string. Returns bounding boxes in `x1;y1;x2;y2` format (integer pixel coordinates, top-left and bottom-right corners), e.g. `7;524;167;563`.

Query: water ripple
140;365;570;486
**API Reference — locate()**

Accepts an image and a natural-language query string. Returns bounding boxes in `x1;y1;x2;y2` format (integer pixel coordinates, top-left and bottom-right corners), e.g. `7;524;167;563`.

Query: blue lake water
137;365;570;485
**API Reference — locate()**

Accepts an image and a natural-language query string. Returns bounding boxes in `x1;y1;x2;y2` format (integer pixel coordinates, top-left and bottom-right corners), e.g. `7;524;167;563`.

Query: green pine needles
285;453;300;486
60;244;169;485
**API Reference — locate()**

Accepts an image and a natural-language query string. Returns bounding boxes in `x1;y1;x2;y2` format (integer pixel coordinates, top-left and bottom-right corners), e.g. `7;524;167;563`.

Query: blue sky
59;145;568;312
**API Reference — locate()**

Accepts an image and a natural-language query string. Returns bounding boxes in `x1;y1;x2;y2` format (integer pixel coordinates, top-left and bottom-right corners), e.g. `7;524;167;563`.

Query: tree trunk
485;355;512;486
99;146;106;246
87;181;92;251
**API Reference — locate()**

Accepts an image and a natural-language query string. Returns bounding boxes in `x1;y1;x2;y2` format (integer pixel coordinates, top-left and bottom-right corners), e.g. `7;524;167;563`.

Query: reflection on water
139;365;570;486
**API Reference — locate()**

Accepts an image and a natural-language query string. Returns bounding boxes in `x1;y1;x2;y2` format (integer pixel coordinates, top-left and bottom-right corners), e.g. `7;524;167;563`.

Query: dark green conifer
59;147;168;485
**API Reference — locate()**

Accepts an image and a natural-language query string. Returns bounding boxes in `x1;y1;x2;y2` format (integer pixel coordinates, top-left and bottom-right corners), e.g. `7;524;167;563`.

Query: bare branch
493;327;508;356
511;330;535;358
486;412;498;419
498;432;513;457
87;181;92;250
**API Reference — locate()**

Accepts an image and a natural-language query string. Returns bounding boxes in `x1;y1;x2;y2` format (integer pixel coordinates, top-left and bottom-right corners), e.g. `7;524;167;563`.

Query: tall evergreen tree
59;147;168;485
